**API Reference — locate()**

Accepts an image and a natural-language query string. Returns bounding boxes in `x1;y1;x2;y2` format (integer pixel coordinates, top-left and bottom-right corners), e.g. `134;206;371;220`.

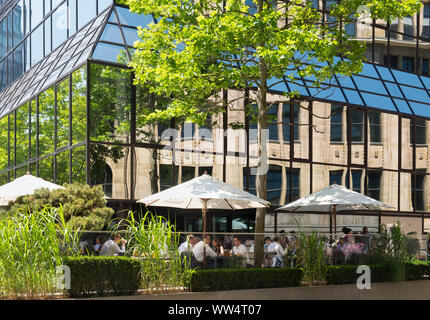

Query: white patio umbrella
0;173;65;206
276;184;395;237
138;173;271;267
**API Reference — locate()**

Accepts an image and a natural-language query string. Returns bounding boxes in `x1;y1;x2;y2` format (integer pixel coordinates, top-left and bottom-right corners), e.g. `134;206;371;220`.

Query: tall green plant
296;231;327;285
364;222;415;281
113;211;195;292
0;206;80;299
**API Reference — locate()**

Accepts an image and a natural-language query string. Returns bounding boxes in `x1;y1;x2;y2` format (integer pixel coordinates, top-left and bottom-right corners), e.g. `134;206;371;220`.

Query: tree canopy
122;0;421;125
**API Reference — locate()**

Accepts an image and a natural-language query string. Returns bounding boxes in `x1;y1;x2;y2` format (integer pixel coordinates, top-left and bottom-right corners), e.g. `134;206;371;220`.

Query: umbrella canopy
276;184;395;212
138;174;270;210
0;173;65;206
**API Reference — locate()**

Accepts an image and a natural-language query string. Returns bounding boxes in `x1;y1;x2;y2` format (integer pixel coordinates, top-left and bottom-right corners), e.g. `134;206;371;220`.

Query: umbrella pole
202;199;208;269
333;204;337;239
329;207;333;243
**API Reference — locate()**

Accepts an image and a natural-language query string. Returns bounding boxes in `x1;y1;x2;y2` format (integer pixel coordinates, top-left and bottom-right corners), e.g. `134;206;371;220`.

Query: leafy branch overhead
121;0;421;126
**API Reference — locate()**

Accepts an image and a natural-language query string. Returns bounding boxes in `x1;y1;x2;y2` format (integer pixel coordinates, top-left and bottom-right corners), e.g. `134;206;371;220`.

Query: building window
159;164;179;191
267;104;279;141
369;111;381;143
345;22;356;37
383;55;398;69
411;118;427;145
386;19;399;39
402;16;414;41
423;58;429;76
412;171;426;211
367;170;382;201
350;109;364;142
267;165;282;205
329;170;343;185
181;166;195;183
282;104;299;143
199;166;213;176
423;3;430;39
181;122;196;140
243;167;256;195
286;168;300;202
330;105;343;142
402;57;415;72
351;169;363;193
90;162;113;198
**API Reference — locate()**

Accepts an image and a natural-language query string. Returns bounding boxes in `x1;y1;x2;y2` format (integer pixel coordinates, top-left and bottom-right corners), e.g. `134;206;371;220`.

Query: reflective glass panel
56;77;70;150
72;66;86;144
52;2;68;50
39;156;54;182
56;150;70;185
89;63;131;143
0;116;8;172
15;103;29;166
78;0;96;30
71;145;86;184
38;87;55;156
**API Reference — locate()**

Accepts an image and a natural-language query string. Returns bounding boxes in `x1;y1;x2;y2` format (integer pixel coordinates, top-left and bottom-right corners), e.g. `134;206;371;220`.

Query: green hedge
190;268;303;292
404;261;430;281
326;262;430;285
63;256;142;297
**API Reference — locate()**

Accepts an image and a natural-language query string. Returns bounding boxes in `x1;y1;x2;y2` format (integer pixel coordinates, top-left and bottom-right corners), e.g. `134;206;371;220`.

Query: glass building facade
1;1;430;236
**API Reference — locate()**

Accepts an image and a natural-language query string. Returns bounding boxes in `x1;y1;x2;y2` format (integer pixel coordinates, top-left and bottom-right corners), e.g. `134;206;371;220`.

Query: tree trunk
254;15;269;266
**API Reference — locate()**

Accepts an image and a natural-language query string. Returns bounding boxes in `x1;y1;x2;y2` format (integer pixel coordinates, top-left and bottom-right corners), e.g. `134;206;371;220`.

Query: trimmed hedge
326;262;430;285
63;256;142;297
405;261;430;281
326;265;392;285
190;268;303;292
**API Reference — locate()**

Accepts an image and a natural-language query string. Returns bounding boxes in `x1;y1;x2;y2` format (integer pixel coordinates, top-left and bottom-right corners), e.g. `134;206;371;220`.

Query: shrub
404;261;430;281
190;268;303;292
326;262;430;285
9;183;114;231
326;265;392;285
63;256;142;297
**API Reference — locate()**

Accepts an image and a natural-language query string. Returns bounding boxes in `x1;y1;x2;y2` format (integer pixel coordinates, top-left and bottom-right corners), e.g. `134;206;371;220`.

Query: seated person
232;237;247;267
178;234;197;255
193;235;218;268
100;233;126;257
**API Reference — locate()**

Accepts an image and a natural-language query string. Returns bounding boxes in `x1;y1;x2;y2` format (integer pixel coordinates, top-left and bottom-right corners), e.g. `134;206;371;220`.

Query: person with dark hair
94;236;106;255
270;236;284;268
100;233;126;256
264;237;272;251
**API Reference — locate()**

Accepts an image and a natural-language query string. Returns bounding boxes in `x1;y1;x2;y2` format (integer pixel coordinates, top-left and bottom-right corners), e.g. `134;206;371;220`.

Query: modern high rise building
0;0;430;238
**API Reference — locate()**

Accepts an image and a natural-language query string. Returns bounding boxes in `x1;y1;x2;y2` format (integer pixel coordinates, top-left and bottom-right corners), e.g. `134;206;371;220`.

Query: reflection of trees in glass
57;151;70;185
30;100;37;160
72;67;87;145
57;78;70;150
9;113;14;168
16;104;29;166
89;63;131;143
0;116;8;172
39;156;54;182
38;87;55;157
71;146;86;184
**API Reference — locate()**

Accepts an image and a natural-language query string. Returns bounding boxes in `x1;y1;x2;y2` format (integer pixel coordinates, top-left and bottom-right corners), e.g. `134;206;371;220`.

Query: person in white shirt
178;234;196;255
232;237;247;257
100;233;126;256
193;235;218;268
232;237;248;267
271;237;284;268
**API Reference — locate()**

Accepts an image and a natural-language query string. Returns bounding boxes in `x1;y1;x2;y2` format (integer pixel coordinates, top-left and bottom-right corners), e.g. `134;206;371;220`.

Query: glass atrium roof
2;4;430;120
0;8;110;119
279;61;430;118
